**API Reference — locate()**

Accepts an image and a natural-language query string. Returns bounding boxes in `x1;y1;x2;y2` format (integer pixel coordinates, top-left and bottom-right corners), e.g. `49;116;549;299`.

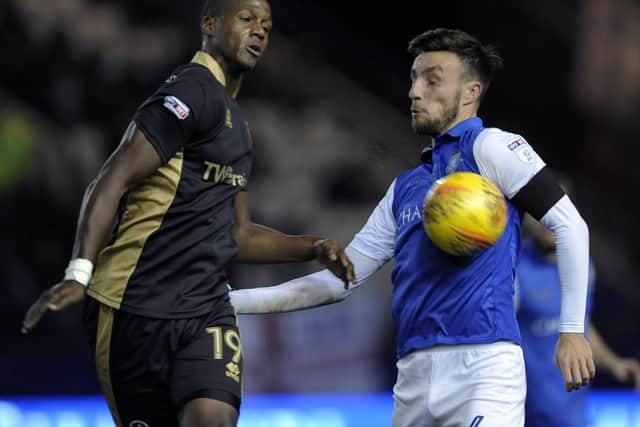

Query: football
423;172;508;256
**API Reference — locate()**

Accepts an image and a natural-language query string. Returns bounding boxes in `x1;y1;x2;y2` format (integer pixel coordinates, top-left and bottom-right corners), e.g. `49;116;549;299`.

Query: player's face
217;0;272;70
409;51;465;136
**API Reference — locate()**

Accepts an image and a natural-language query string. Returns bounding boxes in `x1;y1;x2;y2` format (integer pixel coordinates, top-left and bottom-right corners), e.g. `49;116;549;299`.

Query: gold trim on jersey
191;51;227;87
95;303;121;426
87;151;184;308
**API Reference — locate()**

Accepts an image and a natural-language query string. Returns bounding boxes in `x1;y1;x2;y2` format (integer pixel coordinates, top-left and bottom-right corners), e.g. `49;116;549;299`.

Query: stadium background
1;0;639;425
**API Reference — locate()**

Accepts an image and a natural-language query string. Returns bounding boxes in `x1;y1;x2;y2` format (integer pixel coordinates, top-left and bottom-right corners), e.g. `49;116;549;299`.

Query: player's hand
21;280;86;334
610;358;640;390
313;239;356;289
554;332;596;392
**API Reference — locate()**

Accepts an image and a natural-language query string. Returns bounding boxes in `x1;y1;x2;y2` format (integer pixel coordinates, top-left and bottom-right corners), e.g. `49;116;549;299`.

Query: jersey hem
398;335;521;359
86;290;228;319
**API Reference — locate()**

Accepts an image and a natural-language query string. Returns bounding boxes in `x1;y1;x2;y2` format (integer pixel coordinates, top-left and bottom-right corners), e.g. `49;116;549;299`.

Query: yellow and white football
423;172;508;256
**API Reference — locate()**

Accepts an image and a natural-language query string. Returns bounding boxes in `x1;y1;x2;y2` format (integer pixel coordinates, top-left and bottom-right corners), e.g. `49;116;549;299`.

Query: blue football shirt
350;117;549;358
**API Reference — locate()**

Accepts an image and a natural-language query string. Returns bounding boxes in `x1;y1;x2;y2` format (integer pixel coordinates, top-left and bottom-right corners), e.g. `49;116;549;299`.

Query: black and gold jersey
87;52;252;318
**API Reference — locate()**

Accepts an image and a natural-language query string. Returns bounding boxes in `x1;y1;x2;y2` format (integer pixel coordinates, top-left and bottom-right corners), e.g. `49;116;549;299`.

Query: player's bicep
511;168;565;220
98;123;163;191
474;130;563;220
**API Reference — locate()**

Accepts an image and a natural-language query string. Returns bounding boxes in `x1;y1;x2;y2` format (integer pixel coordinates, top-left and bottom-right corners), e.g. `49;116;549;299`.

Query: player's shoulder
395;164;423;188
473;127;535;162
153;63;228;119
475;127;528;150
162;63;224;95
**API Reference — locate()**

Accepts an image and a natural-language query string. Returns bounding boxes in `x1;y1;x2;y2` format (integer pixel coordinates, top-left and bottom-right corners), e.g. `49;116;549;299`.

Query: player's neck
224;74;243;99
441;111;478;134
201;46;244;98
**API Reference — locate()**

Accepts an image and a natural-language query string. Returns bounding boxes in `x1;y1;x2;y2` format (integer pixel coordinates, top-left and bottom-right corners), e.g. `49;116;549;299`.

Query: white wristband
64;258;94;287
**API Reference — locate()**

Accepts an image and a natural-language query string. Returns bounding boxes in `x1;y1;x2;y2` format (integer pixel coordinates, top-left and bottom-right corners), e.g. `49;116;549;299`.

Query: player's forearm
234;222;323;263
230;245;383;314
540;196;590;333
71;174;129;263
230;271;351;313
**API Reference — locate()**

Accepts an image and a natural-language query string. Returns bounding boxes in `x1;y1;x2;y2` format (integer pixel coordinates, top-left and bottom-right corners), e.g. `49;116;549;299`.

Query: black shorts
83;296;243;427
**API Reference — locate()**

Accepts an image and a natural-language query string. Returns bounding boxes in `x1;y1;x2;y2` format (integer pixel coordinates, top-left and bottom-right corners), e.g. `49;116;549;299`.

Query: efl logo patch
515;145;535;163
163;96;190;120
507;138;527;151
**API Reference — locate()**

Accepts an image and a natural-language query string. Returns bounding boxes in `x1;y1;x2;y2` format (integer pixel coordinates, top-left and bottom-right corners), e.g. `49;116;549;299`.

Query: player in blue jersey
518;213;640;427
227;28;595;426
20;1;354;427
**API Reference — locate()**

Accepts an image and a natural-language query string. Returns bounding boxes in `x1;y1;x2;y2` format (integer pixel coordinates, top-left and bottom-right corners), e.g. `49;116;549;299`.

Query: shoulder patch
515;145;535;163
507;138;528;151
163;96;190;120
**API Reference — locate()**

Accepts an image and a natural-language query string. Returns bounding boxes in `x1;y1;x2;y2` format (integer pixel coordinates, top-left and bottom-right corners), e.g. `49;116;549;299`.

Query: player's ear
201;16;218;36
462;80;482;106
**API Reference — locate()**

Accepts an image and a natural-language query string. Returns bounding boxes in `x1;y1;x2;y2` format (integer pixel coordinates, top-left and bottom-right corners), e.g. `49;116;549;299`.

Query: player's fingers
346;262;356;285
46;283;69;304
47;289;70;309
49;296;75;311
50;283;84;310
338;251;351;269
337;253;355;283
587;357;596;382
570;361;583;391
579;359;591;386
21;296;51;334
321;240;339;261
559;361;574;392
22;308;46;333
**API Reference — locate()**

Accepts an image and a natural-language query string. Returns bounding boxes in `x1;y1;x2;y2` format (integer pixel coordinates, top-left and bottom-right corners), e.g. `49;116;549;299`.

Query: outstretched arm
230;245;383;313
590;323;640;389
230;179;397;314
232;191;355;285
22;124;162;333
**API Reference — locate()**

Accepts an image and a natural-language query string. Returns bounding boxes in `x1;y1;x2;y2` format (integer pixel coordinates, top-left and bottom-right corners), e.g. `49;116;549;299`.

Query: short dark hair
201;0;231;21
408;28;503;96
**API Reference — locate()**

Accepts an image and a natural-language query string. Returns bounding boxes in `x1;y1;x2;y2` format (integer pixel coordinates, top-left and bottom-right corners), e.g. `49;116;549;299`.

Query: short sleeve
473;129;546;199
133;72;207;164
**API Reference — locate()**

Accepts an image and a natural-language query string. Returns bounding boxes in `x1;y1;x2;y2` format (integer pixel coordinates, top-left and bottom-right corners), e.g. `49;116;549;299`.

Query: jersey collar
420;117;484;163
191;51;227;87
435;117;483;143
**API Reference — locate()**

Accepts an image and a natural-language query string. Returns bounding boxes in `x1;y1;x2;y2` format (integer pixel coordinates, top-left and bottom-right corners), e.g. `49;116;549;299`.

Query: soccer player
20;1;354;426
228;28;595;426
518;213;640;427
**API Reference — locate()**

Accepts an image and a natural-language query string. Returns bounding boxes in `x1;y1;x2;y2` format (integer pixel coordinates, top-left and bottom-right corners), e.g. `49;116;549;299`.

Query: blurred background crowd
1;0;639;396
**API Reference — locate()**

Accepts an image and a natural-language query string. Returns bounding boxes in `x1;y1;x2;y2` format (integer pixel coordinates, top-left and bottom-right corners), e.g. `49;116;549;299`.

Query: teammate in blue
227;28;595;426
20;1;354;426
518;213;640;427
